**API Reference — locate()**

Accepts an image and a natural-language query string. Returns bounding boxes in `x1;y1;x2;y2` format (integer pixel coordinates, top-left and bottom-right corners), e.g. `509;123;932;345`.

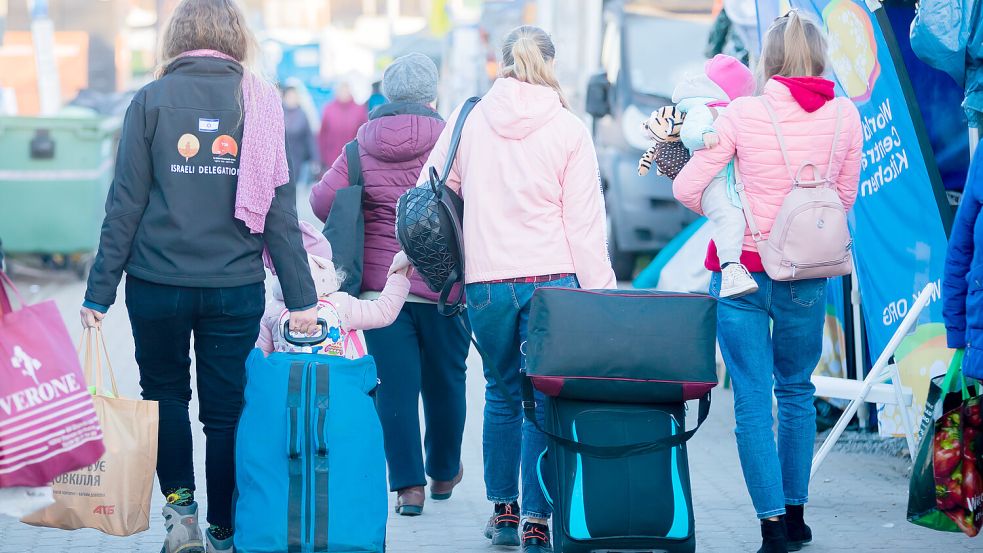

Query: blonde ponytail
501;26;570;109
758;10;829;86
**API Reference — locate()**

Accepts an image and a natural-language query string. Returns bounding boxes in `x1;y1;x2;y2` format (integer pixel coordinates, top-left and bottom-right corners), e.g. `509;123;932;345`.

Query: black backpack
396;97;480;316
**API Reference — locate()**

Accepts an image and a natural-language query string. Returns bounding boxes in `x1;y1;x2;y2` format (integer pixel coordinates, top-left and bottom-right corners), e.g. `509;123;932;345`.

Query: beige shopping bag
22;327;159;536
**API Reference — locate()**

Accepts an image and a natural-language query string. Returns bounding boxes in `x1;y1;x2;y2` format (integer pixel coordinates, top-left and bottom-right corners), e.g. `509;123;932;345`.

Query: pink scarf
177;49;289;234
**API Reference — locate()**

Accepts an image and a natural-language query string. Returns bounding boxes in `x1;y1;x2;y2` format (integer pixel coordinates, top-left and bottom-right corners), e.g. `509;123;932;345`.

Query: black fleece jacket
85;56;316;310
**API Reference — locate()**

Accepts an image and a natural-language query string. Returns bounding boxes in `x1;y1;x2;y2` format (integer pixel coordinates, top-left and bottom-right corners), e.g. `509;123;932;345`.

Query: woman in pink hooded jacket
674;12;862;553
418;26;616;553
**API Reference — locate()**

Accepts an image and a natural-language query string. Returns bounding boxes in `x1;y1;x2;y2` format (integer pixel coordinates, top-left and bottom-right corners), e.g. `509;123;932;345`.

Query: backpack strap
824;102;845;182
759;97;796;181
437;97;482;189
734;161;765;243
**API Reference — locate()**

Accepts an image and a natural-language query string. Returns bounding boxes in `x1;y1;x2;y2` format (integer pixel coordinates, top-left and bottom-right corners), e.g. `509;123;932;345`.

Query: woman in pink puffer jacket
674;11;862;553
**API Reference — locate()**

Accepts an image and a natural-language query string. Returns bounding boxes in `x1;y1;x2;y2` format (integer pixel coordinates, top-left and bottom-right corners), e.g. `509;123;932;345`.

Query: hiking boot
757;517;789;553
430;464;464;500
205;527;234;553
720;263;759;298
785;505;812;551
483;502;521;547
161;502;205;553
395;486;425;516
521;521;553;553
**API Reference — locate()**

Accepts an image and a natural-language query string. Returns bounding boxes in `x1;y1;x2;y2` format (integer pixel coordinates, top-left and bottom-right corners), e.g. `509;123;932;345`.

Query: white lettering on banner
0;374;83;416
858;98;913;197
881;280;942;326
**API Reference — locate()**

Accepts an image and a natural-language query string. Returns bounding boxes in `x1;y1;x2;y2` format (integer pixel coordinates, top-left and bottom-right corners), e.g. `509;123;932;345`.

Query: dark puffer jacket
310;102;444;300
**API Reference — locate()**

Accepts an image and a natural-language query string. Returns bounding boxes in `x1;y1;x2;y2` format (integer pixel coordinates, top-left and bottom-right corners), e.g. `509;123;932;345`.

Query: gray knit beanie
382;53;439;105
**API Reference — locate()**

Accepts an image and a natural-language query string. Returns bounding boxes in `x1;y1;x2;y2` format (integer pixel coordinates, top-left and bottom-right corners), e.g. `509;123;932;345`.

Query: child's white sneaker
720;263;759;298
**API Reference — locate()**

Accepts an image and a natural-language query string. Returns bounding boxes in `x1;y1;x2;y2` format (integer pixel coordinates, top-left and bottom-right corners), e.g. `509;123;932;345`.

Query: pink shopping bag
0;272;105;488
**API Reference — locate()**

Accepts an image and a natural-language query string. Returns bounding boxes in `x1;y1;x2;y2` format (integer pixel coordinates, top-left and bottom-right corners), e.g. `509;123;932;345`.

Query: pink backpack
736;98;853;281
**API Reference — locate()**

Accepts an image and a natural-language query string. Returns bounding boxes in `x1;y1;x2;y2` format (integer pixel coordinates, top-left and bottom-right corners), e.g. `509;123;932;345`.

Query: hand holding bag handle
79;326;121;398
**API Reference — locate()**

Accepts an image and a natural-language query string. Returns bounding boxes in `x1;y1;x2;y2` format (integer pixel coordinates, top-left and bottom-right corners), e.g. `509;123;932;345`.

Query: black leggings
125;276;264;528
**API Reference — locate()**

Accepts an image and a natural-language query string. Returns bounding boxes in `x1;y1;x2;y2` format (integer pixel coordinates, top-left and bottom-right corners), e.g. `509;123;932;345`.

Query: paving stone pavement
1;269;980;553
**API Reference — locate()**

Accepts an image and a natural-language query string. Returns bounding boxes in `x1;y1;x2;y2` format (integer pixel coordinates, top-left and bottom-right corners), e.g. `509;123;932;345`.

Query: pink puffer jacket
674;79;863;254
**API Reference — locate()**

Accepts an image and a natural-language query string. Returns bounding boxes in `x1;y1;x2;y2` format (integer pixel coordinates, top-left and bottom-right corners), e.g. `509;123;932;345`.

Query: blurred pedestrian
79;1;319;552
283;84;318;186
367;80;388;113
310;53;470;517
419;26;616;552
318;82;368;168
674;11;862;553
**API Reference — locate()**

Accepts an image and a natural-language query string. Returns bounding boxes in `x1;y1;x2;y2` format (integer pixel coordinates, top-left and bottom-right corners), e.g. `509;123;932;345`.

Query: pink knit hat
705;54;755;101
263;221;333;274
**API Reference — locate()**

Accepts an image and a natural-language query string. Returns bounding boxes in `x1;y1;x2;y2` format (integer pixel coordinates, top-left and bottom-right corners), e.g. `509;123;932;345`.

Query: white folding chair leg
810;283;936;480
891;364;917;462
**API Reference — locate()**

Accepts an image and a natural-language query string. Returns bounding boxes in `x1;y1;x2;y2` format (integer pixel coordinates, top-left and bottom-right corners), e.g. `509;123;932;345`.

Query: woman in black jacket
79;1;317;552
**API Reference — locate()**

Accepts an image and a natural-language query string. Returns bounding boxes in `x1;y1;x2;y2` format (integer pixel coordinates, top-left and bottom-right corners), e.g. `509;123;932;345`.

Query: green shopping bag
907;350;983;537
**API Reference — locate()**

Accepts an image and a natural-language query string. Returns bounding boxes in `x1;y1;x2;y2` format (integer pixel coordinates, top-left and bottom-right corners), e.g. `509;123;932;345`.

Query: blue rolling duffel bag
234;342;387;552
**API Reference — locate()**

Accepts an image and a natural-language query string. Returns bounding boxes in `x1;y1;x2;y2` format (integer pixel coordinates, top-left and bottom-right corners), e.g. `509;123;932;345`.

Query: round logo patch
212;135;239;157
177;134;200;161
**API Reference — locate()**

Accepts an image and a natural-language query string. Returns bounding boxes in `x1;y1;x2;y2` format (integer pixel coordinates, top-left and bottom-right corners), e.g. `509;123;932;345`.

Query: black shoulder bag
322;140;365;296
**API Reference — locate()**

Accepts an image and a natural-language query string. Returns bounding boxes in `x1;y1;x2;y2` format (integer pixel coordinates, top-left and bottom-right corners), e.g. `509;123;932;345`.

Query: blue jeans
467;275;578;519
710;271;826;519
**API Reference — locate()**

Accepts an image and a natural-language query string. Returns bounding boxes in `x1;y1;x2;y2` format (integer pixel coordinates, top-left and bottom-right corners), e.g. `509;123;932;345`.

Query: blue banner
756;0;953;434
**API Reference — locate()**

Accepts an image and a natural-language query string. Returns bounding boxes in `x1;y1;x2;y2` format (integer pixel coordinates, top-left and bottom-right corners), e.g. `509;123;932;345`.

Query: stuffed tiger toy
638;106;690;179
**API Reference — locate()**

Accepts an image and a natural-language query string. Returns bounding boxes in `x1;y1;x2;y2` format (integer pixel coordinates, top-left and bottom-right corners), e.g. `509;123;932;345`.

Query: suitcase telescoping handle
282;319;330;346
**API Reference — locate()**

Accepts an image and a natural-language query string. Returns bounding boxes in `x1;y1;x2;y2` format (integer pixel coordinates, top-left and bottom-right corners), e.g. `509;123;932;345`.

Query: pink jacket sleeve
561;128;618;290
331;273;411;331
417;105;463;193
836;102;863;212
309;149;350;223
673;108;739;215
256;303;281;354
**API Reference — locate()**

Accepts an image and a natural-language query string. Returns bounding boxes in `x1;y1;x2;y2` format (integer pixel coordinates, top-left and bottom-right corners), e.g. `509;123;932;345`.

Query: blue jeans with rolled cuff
466;275;579;520
710;271;826;520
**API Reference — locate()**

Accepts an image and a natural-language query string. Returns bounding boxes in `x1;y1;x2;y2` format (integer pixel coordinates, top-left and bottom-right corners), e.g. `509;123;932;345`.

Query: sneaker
521;521;553;553
205;528;234;553
161;502;205;553
483;502;521;547
720;263;759;298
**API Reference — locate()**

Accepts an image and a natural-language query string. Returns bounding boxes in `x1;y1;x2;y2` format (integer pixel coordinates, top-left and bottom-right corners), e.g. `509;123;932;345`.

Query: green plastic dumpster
0;115;121;255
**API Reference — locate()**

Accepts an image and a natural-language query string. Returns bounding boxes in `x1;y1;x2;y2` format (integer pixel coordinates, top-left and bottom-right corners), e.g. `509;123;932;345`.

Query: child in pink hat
258;221;413;357
670;54;757;298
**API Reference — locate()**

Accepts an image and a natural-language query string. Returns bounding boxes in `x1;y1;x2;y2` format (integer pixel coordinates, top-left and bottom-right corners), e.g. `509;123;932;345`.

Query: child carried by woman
639;54;757;297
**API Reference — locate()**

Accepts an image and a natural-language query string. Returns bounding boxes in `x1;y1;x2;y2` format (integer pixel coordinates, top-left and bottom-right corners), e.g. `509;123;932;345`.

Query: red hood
773;76;835;113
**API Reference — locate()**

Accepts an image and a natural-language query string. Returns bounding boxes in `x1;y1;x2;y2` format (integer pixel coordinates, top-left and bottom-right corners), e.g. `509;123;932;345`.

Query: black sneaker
521;521;552;553
483;502;520;547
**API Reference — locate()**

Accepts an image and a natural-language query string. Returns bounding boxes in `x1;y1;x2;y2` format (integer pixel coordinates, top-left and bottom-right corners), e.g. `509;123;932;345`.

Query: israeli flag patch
198;118;220;133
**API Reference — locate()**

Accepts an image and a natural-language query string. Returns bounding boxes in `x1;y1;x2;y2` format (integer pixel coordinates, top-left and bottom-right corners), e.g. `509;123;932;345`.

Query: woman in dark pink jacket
309;53;469;517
